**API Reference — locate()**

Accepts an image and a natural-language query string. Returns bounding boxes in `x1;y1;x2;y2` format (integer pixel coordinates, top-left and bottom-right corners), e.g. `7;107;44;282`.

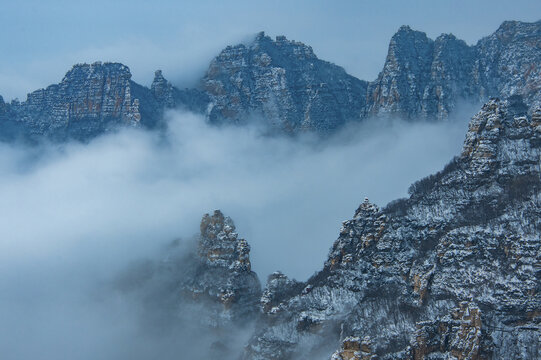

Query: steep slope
202;32;368;134
241;96;541;359
475;20;541;111
8;63;143;141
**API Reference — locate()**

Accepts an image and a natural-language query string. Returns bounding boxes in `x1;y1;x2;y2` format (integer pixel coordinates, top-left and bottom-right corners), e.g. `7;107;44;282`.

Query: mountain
240;96;541;359
204;20;540;131
0;63;208;142
118;95;540;359
368;20;541;120
116;210;261;358
201;32;369;133
1;20;539;141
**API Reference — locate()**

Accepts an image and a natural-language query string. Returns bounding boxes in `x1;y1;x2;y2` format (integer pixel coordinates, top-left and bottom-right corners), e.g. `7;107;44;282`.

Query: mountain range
0;20;539;141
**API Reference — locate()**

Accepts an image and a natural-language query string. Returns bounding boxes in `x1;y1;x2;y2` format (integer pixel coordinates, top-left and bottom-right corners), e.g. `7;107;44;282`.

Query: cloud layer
0;108;474;358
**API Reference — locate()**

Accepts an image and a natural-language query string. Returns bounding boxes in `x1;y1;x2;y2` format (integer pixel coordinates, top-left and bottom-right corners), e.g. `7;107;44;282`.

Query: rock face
192;210;262;324
241;96;541;359
368;20;541;121
202;32;368;134
367;27;480;120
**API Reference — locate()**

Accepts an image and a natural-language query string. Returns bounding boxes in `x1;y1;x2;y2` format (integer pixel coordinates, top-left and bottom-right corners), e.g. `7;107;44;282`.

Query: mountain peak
199;210;252;271
397;24;413;32
391;24;430;44
62;62;131;83
254;30;267;41
150;69;172;102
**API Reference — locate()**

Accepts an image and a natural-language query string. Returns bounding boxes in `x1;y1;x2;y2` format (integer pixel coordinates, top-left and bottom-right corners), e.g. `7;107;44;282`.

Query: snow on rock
241;96;541;359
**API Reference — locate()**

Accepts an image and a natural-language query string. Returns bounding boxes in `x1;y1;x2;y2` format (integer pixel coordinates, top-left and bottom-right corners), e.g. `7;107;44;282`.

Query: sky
1;0;540;101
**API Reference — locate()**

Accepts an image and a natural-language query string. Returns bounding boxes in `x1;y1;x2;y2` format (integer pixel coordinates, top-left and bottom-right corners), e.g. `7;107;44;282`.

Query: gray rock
115;210;261;358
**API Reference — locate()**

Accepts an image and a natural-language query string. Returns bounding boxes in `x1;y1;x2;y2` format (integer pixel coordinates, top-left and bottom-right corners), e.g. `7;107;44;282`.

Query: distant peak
70;61;129;71
392;25;429;42
151;69;170;91
435;33;457;41
495;19;541;33
62;62;131;83
152;69;168;84
398;25;413;32
255;31;267;41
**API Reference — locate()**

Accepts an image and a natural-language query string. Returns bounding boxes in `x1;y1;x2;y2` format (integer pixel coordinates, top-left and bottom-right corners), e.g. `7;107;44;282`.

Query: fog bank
0;109;473;358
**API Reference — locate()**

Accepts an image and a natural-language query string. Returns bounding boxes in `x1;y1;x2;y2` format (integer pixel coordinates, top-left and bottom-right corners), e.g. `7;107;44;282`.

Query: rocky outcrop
331;336;374;360
126;210;261;321
367;27;480;120
191;210;261;323
150;69;209;115
202;32;368;134
115;210;261;358
241;96;541;359
9;62;143;141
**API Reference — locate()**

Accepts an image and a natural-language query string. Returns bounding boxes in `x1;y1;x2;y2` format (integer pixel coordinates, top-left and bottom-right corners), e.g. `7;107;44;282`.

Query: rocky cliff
238;96;541;359
7;63;143;141
367;26;480;120
116;96;540;359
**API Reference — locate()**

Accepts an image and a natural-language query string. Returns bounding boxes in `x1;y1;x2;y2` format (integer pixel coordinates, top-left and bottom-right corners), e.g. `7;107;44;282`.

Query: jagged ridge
1;20;539;141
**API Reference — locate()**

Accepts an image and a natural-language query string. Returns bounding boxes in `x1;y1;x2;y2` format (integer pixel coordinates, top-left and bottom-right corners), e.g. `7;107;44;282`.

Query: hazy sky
1;0;540;100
